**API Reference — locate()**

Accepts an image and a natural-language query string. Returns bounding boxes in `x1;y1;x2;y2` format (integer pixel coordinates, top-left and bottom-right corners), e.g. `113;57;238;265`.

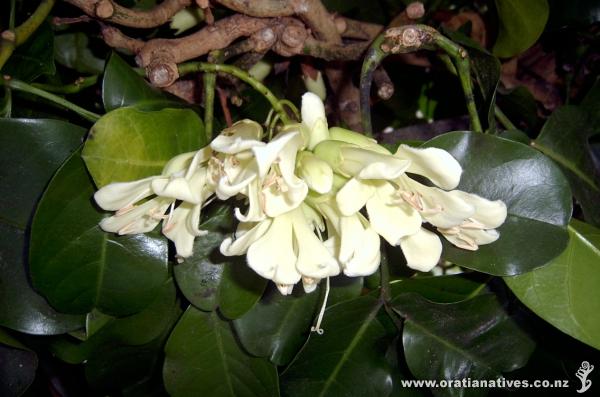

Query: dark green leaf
102;53;183;111
389;274;487;303
174;204;267;319
84;283;181;391
0;223;85;335
163;306;279;397
233;285;320;366
281;295;393;397
0;119;85;334
505;219;600;350
82;107;206;188
535;106;600;226
423;131;572;275
54;32;106;75
0;329;38;397
394;293;535;397
0;118;85;228
2;21;55;82
498;129;530;145
493;0;549;58
49;279;179;365
29;151;169;316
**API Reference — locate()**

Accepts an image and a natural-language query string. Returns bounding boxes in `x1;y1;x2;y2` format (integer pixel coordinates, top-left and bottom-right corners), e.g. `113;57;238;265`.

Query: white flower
311;194;381;277
301;92;329;150
252;129;308;217
220;205;339;295
296;151;333;194
94;148;214;259
437;191;507;250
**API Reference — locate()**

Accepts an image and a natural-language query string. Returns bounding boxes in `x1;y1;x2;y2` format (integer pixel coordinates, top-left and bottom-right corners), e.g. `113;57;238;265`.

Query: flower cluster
94;93;506;295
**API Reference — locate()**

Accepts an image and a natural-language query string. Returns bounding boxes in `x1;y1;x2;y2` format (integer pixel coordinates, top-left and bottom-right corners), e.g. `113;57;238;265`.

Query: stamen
116;205;135;216
162;202;176;232
438;226;461;235
399;191;424;211
311;277;330;335
420;204;444;215
454;234;478;251
460;218;487;230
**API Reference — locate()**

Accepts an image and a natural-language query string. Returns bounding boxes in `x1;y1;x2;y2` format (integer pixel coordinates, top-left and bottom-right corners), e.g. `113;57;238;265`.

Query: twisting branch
63;0;192;28
216;0;341;43
360;25;482;134
0;0;56;69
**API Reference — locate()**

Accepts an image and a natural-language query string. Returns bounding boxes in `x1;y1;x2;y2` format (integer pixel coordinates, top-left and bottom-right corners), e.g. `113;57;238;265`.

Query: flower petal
366;182;421;245
343;226;381;277
292;209;339;279
395;144;462;189
399;228;442;272
252;130;301;179
400;177;475;228
296;151;333;194
336;177;376;216
340;147;411;180
210;120;265;154
99;197;171;235
94;177;155;211
247;213;301;285
301;92;327;130
452;191;507;228
162;202;204;259
220;219;272;256
234;179;265;222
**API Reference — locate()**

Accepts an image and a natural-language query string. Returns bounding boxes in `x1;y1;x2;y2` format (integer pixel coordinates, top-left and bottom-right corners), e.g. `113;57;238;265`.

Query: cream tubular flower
437;191;507;250
252;130;308;217
94;149;206;236
301;92;329;150
220;206;338;295
313;195;381;277
94;147;215;260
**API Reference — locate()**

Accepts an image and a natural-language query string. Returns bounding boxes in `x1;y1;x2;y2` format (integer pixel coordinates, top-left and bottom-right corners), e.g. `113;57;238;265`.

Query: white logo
576;361;594;393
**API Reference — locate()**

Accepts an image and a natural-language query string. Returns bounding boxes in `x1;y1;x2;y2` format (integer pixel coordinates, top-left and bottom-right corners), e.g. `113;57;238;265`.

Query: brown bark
64;0;192;28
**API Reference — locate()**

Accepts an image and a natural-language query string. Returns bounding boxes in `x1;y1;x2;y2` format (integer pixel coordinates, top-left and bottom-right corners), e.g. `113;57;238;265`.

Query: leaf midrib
533;140;599;191
317;300;382;397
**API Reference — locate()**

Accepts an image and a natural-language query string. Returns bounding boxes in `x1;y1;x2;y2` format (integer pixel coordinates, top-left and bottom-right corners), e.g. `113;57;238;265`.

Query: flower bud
296;151;333;194
170;8;204;35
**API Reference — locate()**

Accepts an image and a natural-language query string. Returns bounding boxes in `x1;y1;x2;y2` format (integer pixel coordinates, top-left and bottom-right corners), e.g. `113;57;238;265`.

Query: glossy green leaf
493;0;549;58
54;32;106;75
29;151;169;316
163;306;279;397
389;274;488;303
394;293;535;397
0;119;85;228
0;119;85;334
50;279;179;366
0;329;38;397
281;295;393;397
505;219;600;350
2;21;55;82
233;285;320;366
84;286;181;392
534;106;600;227
423;131;572;275
174;204;267;319
102;53;183;111
82;107;206;188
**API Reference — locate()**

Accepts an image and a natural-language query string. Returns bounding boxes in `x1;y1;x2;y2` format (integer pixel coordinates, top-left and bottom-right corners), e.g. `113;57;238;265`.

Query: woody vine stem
360;24;482;135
